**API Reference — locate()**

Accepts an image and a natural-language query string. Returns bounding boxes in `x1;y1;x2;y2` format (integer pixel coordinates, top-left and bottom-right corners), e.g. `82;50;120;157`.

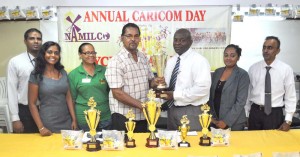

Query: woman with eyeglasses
28;41;77;136
68;43;111;131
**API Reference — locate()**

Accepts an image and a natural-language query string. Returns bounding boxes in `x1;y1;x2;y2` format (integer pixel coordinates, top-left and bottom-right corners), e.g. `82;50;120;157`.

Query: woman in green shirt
68;43;111;131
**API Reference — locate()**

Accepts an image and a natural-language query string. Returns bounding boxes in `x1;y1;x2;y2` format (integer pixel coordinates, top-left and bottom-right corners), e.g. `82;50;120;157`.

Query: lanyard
27;52;35;67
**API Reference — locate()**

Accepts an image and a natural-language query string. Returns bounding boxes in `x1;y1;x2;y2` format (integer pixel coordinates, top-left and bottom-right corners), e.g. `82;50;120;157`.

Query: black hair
265;36;280;49
24;28;42;40
33;41;64;81
121;23;140;36
78;43;94;54
224;44;242;57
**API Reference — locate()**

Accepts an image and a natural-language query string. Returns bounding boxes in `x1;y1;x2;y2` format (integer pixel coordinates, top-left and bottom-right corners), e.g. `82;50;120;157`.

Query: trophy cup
152;52;167;98
142;89;161;148
125;109;136;148
84;97;101;151
199;104;212;146
178;115;191;147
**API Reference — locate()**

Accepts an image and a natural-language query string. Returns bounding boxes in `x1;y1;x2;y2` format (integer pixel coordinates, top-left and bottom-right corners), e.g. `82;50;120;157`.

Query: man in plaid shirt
105;23;161;132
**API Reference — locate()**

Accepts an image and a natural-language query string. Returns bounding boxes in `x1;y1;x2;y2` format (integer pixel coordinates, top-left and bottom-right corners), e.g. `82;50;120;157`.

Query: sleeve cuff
285;112;294;122
172;90;181;106
11;115;20;122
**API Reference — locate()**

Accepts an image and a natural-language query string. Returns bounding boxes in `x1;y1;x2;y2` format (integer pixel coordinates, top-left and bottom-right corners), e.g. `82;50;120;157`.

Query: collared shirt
7;52;35;121
68;63;111;125
105;47;154;121
164;49;211;106
245;59;296;121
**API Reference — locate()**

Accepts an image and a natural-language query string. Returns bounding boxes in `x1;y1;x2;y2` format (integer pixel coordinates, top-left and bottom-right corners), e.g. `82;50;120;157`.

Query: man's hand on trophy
161;91;173;100
151;77;165;88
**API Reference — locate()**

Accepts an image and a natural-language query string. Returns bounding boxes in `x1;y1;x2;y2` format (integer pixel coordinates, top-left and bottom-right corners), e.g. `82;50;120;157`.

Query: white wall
231;19;300;74
2;0;299;7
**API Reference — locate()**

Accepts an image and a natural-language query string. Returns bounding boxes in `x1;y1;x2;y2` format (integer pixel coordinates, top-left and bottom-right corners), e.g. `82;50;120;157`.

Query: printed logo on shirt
100;79;107;84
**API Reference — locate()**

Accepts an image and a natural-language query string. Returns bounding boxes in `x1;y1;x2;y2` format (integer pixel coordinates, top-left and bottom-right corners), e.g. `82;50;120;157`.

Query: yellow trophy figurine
199;104;212;146
178;115;191;147
125;109;136;148
84;97;101;151
142;89;161;148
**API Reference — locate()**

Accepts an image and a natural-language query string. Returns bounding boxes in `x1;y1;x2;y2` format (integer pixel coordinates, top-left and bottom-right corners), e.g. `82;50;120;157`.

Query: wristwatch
285;121;292;125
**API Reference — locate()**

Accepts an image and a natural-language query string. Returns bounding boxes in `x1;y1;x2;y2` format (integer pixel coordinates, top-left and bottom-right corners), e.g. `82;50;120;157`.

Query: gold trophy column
178;115;191;147
199;104;212;146
125;109;136;148
142;89;161;148
152;53;167;98
84;97;101;151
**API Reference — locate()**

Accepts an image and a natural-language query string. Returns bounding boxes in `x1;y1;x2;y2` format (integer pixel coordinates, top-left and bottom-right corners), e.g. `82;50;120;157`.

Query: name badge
82;78;91;83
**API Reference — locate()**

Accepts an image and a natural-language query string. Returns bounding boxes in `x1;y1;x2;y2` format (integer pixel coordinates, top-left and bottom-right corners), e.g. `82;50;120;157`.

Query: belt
174;104;194;108
252;103;283;110
18;103;28;106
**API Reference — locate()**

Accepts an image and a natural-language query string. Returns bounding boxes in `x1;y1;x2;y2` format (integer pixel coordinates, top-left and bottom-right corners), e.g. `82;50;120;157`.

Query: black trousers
18;104;39;133
111;113;148;133
248;103;284;130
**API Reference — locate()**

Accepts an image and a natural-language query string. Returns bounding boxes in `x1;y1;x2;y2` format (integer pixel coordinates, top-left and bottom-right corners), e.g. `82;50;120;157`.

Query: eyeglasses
81;51;97;55
46;50;60;55
123;34;140;40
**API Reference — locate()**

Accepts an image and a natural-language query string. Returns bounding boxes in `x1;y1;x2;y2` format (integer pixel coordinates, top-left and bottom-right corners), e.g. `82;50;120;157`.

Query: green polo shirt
68;63;111;125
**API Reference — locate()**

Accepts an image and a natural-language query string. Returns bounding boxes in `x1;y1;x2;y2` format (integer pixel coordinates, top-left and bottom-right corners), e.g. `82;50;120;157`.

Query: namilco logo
64;14;110;42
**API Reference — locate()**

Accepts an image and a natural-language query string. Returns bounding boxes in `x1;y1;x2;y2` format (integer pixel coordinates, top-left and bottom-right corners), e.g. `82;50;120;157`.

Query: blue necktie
167;57;181;108
264;66;272;115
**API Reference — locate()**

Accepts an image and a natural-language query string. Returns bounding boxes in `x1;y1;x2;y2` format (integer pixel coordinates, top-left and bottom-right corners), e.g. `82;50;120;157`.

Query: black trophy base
199;136;211;146
146;138;159;148
125;139;136;148
178;141;191;147
86;140;101;151
155;88;168;98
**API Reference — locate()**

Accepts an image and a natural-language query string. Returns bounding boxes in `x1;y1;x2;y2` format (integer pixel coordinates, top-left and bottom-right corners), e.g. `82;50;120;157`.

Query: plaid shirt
105;47;154;120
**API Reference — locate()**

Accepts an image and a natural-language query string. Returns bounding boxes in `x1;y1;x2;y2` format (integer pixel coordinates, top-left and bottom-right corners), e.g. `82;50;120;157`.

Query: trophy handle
142;107;150;125
207;115;212;127
95;111;101;129
153;107;161;125
84;114;92;129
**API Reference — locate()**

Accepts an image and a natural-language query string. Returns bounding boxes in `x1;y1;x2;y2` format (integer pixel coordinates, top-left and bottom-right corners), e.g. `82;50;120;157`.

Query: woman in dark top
28;41;77;136
209;44;250;131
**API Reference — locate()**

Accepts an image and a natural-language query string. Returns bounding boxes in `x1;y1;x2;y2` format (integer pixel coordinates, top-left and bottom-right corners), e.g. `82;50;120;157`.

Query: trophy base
86;140;101;151
125;139;136;148
155;88;168;98
178;141;191;147
199;136;211;146
146;138;159;148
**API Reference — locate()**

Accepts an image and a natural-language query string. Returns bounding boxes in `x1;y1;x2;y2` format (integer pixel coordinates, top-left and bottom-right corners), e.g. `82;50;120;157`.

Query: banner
58;6;231;72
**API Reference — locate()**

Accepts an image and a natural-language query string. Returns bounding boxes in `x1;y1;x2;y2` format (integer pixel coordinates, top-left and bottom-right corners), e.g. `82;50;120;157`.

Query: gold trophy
125;109;136;148
84;97;101;151
199;104;212;146
152;52;167;98
142;89;161;148
178;115;191;147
